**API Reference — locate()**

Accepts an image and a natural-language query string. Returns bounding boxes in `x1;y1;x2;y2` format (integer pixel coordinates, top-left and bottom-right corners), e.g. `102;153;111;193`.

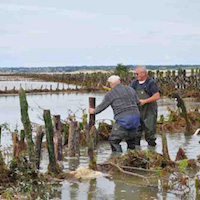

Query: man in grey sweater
89;75;140;152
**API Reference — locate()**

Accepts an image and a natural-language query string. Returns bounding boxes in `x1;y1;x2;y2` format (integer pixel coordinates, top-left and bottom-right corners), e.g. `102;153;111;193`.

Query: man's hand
140;99;147;105
89;108;94;114
140;92;160;106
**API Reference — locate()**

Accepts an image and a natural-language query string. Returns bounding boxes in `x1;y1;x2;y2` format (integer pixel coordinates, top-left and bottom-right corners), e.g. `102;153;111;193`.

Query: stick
120;165;160;173
106;162;150;184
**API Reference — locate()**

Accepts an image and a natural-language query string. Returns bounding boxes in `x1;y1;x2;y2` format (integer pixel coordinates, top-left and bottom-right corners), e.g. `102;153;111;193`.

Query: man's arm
89;95;111;114
140;92;160;105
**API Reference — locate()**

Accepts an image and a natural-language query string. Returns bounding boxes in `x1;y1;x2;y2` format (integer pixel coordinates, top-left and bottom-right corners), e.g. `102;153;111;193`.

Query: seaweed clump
108;149;174;170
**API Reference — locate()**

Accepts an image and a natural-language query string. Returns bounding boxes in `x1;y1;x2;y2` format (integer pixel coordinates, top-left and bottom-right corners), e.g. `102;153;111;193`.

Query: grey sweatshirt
94;83;140;120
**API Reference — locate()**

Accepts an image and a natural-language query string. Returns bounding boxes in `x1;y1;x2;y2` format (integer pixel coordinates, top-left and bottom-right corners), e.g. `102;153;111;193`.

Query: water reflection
0;92;199;199
0;93;199;132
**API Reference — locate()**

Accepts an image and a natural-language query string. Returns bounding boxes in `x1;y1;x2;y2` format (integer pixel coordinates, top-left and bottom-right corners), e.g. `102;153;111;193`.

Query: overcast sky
0;0;200;67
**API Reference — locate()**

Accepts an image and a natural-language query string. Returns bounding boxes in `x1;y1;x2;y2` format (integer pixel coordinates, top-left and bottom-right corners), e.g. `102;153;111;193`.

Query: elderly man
130;66;160;147
89;75;140;152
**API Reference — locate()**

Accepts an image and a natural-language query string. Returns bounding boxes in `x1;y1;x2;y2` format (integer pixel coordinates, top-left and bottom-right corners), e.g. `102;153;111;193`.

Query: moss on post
19;87;35;167
43;110;57;174
35;126;44;169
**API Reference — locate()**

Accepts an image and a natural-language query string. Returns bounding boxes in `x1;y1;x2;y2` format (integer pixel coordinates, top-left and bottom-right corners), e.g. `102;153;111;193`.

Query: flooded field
0;80;79;91
0;89;199;200
0;92;199;132
38;133;200;200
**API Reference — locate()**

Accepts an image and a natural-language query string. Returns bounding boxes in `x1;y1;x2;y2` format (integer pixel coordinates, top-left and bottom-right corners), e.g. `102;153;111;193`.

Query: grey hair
107;75;120;83
136;66;147;73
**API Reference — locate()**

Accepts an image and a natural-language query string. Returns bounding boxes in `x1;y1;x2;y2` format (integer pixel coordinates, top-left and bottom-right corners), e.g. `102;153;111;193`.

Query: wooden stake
88;97;97;170
43;110;57;173
19;87;36;167
68;120;77;157
0;127;1;145
89;97;96;130
161;126;171;161
35;126;44;169
12;132;20;157
53;115;63;161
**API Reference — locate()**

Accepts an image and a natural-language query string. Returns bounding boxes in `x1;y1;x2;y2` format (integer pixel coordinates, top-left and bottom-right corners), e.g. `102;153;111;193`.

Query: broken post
63;124;69;146
35;126;44;169
12;132;20;157
68;120;77;157
75;124;80;158
53;115;63;161
161;126;171;161
19;87;36;167
43;110;57;173
172;93;192;134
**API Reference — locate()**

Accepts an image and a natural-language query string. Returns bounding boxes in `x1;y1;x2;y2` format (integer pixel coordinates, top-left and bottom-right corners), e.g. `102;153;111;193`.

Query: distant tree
114;63;130;77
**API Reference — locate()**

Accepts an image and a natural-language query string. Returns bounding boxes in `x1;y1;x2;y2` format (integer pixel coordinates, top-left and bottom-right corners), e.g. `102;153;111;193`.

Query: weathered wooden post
172;93;191;134
12;132;20;157
19;129;27;151
161;127;171;161
63;124;69;146
0;126;1;145
50;85;52;91
43;110;57;173
35;126;44;169
20;129;25;143
89;97;96;130
88;97;97;170
53;115;63;161
5;86;7;92
19;87;36;167
57;83;59;90
68;120;77;157
75;123;80;158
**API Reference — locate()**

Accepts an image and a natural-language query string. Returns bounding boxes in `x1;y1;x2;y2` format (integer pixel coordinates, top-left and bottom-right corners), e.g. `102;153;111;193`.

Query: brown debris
175;147;188;161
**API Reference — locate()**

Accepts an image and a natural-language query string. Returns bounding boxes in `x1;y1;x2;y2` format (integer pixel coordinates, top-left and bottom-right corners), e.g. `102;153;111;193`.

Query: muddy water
0;92;199;200
0;92;199;134
41;132;200;200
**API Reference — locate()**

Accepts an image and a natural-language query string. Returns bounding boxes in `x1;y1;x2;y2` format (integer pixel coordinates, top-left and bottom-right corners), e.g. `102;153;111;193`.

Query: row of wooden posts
18;87;98;173
3;83;76;92
3;87;173;174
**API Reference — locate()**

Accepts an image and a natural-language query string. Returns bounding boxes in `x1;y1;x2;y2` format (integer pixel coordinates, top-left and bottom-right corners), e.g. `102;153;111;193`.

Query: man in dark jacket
89;75;140;152
130;66;160;147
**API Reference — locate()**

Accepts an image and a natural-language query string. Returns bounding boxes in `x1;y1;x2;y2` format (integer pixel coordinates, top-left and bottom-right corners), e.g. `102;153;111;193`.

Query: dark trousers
109;123;136;152
135;114;157;146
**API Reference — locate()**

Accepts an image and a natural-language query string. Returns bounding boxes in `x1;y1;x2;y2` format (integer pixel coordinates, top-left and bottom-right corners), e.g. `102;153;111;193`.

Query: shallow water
0;92;199;134
0;80;80;91
0;91;199;200
37;133;200;200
